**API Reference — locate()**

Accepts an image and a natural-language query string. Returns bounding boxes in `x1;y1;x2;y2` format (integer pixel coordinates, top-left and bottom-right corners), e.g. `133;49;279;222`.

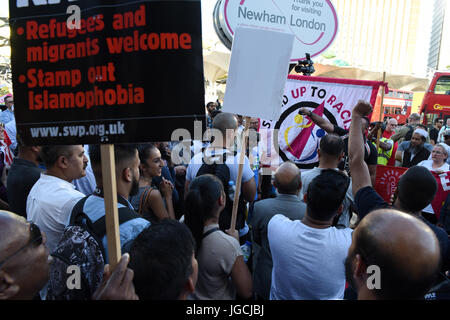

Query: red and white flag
261;75;386;168
375;165;450;219
1;128;14;167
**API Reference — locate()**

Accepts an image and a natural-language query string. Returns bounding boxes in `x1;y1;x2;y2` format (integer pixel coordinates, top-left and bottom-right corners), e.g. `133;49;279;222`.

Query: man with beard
397;129;431;168
7;136;42;218
206;101;218;129
345;208;441;300
74;144;150;260
383;118;398;139
27;145;88;254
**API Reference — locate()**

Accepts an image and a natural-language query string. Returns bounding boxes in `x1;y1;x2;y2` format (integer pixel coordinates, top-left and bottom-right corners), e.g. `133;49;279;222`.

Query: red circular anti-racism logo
274;100;337;169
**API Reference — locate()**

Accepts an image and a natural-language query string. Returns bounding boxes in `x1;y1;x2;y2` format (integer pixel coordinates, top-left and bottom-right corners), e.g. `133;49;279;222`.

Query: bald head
0;211;28;261
212;112;238;136
273;162;301;195
348;209;440;299
0;211;50;300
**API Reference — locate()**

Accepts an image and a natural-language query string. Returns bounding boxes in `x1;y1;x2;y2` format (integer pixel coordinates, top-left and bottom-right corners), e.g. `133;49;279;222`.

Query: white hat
414;128;428;139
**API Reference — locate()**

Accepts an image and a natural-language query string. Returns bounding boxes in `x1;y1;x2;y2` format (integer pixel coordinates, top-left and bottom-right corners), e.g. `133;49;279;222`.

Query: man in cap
398;128;431;168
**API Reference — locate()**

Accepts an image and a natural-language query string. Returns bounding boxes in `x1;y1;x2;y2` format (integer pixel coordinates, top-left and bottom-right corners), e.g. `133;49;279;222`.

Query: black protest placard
9;0;205;145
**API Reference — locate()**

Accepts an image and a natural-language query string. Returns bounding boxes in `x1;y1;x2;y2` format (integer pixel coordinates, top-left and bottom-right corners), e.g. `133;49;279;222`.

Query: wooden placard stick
100;144;121;270
376;72;387;151
230;116;251;233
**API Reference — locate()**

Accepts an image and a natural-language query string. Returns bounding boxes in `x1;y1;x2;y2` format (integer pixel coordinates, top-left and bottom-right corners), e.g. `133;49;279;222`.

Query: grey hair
409;113;421;121
434;143;449;159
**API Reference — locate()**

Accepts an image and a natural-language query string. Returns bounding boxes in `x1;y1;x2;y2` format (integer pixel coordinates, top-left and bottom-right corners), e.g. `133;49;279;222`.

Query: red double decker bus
371;88;413;125
419;71;450;125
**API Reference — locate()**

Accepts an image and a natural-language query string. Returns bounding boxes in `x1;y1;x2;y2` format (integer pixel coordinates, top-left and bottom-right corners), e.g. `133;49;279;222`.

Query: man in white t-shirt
268;169;353;300
185;112;256;231
27;145;88;253
301;133;354;228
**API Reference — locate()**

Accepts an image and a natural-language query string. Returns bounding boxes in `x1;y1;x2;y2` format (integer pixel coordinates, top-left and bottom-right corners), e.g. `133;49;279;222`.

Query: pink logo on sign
223;0;339;61
287;101;325;159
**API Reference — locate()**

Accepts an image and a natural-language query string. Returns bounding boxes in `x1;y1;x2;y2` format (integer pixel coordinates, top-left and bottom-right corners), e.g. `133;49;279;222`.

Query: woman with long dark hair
129;143;175;222
184;174;252;300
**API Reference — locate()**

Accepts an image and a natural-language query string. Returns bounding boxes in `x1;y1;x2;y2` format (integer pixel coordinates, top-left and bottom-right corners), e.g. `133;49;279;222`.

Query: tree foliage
0;17;11;84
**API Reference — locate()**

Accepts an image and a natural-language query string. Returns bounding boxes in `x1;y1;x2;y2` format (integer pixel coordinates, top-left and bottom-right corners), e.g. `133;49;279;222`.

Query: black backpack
404;125;415;141
195;151;247;231
46;195;140;300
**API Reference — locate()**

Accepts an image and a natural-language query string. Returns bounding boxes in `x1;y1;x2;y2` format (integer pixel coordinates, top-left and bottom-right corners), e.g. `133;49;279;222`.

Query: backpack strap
69;194;140;242
201;151;228;166
138;186;154;215
90;208;141;239
203;227;220;239
69;195;91;225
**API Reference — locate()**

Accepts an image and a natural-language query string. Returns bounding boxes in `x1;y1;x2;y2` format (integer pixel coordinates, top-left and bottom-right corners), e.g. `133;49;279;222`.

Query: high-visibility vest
374;137;394;165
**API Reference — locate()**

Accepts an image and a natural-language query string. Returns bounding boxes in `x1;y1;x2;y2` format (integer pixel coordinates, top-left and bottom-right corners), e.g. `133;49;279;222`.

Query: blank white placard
223;27;294;121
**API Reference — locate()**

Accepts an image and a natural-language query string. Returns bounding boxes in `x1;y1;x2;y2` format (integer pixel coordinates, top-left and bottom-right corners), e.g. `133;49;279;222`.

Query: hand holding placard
223;27;293;232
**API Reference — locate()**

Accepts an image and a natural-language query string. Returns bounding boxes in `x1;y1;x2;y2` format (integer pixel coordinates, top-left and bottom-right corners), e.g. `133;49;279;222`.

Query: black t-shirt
355;186;450;269
354;186;391;219
332;125;378;173
6;158;43;218
430;127;439;144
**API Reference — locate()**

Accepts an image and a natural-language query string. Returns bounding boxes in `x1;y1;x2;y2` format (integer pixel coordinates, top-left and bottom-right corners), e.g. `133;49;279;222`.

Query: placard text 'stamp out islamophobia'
19;5;192;111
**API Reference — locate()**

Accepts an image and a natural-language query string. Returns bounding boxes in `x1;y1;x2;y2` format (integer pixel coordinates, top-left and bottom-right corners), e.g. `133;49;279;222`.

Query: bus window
428;114;439;127
402;106;407;115
434;76;450;95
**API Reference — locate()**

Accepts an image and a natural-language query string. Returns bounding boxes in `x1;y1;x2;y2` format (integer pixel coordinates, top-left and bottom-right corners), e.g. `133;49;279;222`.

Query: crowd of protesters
0;96;449;301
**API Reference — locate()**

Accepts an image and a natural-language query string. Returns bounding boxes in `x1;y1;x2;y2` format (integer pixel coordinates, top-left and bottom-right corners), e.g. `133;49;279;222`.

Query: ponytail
184;188;207;254
184;174;224;254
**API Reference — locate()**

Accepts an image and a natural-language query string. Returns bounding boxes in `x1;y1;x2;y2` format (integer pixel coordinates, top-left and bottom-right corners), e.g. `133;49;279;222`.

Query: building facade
325;0;432;76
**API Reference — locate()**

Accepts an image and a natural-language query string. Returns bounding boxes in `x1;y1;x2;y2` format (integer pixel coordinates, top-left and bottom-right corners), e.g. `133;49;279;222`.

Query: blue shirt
82;195;150;262
398;140;433;152
0;109;14;125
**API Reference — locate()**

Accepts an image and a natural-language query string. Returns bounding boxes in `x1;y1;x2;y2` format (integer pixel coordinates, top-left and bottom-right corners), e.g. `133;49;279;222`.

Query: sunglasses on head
0;223;43;269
